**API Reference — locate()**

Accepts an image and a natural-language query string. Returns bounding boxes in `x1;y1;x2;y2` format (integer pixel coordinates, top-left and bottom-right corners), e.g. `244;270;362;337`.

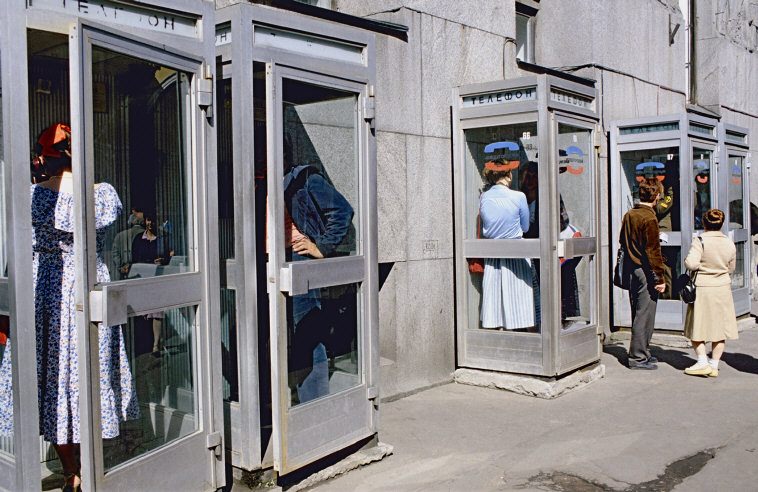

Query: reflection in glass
90;46;192;283
286;284;360;406
282;79;358;261
732;242;745;289
463;124;540;333
621;148;680;298
693;148;712;229
728;156;745;230
104;306;197;470
281;79;361;406
557;124;593;329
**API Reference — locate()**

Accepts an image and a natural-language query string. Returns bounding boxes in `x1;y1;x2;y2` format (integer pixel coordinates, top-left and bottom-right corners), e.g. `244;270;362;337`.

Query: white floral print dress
0;183;138;443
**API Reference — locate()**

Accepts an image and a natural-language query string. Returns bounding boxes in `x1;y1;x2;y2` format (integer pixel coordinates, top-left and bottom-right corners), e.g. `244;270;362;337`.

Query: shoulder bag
678;237;703;304
613;247;630;290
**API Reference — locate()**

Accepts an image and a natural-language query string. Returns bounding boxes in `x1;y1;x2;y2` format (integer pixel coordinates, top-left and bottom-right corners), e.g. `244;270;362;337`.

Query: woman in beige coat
683;209;738;378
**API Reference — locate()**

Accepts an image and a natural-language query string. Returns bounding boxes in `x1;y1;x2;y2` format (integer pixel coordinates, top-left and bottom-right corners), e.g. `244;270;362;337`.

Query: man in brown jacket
620;178;667;369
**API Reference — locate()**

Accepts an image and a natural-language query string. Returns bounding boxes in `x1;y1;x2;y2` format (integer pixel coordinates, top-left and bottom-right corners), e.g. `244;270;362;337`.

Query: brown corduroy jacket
620;204;665;284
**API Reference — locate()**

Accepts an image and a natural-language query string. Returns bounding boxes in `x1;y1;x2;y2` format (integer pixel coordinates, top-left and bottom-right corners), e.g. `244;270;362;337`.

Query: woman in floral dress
0;123;138;491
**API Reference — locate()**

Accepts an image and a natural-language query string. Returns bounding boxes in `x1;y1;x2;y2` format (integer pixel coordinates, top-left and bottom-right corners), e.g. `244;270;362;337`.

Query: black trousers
628;266;658;363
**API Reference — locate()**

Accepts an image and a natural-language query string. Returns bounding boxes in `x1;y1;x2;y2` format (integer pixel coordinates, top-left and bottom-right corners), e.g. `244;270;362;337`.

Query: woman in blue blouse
479;160;538;331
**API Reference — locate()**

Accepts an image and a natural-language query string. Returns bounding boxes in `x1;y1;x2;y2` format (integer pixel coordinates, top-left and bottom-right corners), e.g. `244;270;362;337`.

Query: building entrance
453;75;602;377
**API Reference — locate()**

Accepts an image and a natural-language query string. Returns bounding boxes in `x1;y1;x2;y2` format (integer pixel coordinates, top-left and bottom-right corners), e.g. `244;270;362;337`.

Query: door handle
278;256;365;296
89;284;128;326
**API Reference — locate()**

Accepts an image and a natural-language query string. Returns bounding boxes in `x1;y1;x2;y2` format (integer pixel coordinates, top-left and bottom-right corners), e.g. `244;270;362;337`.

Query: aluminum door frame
70;16;223;492
552;113;601;374
610;116;687;330
719;123;751;315
0;2;41;490
453;107;548;375
610;113;721;331
266;64;378;475
215;3;377;473
454;75;598;377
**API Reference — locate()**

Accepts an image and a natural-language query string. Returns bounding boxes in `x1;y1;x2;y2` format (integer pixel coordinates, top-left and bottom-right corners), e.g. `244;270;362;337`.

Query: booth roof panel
218;0;408;41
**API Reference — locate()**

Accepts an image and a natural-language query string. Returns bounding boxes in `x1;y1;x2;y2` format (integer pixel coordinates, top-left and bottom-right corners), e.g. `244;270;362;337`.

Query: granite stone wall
332;0;758;397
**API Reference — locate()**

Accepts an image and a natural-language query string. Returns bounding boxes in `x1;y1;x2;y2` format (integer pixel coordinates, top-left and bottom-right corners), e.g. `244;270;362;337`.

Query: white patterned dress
0;183;138;443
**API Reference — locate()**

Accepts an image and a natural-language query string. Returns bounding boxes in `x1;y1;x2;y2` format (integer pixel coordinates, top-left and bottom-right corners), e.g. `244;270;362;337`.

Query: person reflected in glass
0;124;138;491
131;212;174;355
479;159;538;332
282;138;354;404
694;165;710;230
111;206;145;280
683;209;738;377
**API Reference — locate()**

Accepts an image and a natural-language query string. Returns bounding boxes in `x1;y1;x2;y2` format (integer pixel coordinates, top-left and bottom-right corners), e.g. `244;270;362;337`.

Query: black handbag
679;270;698;303
613;247;630;290
679;237;704;304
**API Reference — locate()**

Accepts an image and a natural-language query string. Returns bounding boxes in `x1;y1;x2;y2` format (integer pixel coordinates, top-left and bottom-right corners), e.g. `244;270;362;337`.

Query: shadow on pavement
721;352;758;375
603;343;694;370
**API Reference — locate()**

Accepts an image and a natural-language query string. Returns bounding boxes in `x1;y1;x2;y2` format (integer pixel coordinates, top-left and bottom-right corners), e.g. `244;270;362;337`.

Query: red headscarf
36;123;71;158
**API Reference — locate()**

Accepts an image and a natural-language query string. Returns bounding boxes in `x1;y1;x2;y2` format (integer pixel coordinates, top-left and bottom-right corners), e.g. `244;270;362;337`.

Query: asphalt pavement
310;324;758;491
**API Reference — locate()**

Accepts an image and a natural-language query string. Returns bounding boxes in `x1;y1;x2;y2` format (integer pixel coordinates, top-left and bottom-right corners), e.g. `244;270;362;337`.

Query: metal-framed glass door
455;112;547;375
266;64;377;475
720;124;751;315
611;113;722;331
611;124;686;329
553;114;600;373
70;22;223;490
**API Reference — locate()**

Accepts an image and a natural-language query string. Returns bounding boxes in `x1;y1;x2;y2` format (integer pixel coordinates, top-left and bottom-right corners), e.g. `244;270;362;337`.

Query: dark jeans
628;266;658;363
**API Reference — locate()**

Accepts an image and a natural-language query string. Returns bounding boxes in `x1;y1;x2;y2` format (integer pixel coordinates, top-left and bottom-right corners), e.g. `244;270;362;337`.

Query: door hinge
197;67;214;119
363;90;375;130
206;431;222;458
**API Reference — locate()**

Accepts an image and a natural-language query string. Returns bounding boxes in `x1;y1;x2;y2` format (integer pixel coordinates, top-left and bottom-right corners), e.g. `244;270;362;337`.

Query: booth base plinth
273;442;393;492
454;365;605;399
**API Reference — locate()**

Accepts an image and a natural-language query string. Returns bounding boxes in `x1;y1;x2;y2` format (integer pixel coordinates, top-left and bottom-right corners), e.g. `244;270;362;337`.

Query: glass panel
463;123;541;333
90;46;193;283
0;43;13;460
620;147;680;298
663;246;682;301
728;155;745;230
692;147;712;230
557;124;593;329
286;283;360;407
282;79;359;261
217;76;238;402
732;241;746;289
104;306;198;470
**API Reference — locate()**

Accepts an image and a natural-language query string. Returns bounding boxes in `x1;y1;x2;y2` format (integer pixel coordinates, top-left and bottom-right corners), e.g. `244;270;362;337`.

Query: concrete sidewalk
311;325;758;491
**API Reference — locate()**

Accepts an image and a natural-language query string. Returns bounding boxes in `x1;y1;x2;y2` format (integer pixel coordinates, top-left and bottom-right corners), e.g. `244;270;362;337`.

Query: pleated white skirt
480;257;539;329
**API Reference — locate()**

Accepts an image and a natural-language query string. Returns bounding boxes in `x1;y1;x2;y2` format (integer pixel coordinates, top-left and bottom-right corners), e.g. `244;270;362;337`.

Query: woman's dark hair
702;208;725;231
638;178;660;203
482;167;512;186
43;155;72;176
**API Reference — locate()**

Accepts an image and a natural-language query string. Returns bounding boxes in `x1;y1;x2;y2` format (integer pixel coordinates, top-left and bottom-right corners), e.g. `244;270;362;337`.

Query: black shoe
628;360;658;370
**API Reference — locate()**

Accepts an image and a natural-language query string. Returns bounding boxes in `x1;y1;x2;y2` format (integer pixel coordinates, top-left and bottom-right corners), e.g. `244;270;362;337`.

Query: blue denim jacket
284;164;354;258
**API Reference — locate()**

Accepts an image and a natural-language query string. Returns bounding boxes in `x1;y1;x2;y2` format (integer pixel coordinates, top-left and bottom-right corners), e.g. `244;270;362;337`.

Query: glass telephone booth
0;1;224;490
453;75;602;377
610;113;750;330
215;3;380;477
